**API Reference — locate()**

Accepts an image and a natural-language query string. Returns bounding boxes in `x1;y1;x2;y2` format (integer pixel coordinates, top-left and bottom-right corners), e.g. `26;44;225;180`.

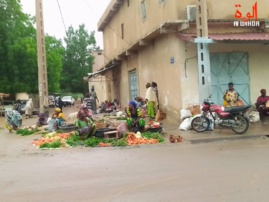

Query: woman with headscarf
145;83;158;119
36;113;48;127
77;104;93;119
89;87;99;114
223;82;238;107
5;108;22;132
25;98;33;119
255;89;269;125
48;108;66;132
125;101;145;132
75;104;96;139
14;99;22;115
152;82;159;110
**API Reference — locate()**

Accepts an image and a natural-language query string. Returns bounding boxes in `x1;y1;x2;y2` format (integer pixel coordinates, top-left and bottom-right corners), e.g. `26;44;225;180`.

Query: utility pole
35;0;49;116
195;0;211;103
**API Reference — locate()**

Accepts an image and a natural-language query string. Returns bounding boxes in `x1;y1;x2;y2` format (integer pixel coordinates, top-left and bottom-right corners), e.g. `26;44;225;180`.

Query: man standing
25;98;33;119
89;86;99;114
145;83;157;119
255;89;269;125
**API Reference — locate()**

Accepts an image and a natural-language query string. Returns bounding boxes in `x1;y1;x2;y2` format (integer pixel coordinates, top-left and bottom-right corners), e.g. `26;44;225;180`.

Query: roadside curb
188;134;267;144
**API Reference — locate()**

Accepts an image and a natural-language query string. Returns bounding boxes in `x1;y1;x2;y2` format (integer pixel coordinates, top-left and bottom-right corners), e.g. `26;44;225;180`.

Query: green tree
61;24;96;93
45;35;64;93
0;0;64;94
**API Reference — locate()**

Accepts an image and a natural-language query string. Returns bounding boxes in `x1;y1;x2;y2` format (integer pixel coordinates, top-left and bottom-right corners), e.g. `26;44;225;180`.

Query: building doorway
129;70;138;101
210;52;250;105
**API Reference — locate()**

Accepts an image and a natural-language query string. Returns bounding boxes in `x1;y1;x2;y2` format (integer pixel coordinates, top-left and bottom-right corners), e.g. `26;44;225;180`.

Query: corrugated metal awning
88;63;119;79
178;33;269;42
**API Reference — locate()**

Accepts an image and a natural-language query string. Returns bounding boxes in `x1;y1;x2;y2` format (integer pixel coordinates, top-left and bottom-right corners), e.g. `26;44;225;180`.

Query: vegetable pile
31;131;164;149
32;132;72;148
126;133;159;146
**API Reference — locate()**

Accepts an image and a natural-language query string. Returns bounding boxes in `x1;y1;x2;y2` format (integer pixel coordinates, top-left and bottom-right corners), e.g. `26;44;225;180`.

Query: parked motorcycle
191;96;251;134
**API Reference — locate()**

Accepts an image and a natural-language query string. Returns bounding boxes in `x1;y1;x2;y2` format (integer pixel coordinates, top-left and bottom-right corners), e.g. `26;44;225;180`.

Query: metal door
210;52;250;105
129;70;138;101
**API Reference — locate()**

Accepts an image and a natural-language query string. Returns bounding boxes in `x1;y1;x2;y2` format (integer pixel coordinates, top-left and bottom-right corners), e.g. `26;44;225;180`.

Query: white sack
179;117;192;131
180;109;192;120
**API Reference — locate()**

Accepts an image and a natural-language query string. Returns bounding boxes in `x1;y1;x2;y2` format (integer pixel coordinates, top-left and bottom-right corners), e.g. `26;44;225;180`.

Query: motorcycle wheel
191;116;210;132
231;115;249;134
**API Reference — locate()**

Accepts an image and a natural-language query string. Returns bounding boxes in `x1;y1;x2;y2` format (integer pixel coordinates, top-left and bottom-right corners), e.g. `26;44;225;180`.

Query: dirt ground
2;106;269;201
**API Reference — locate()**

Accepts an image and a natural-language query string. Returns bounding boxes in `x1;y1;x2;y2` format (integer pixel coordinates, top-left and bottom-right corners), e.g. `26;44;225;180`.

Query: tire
191;116;210;132
231;115;249;134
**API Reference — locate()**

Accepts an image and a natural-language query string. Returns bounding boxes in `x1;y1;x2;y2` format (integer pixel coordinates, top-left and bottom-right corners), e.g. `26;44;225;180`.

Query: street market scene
1;0;269;201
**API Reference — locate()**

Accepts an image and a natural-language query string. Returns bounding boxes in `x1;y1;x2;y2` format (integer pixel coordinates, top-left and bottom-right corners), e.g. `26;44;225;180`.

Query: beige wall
101;0;269;62
89;50;111;106
117;34;186;122
92;51;104;72
102;0;184;61
98;0;269;123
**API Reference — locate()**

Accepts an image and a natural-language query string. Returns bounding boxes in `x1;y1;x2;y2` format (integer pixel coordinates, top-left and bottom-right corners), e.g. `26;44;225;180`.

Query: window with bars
141;0;146;21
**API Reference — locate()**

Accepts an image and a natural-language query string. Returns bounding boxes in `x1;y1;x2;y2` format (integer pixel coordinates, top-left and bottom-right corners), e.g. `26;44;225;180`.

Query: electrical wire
82;0;133;47
56;0;67;33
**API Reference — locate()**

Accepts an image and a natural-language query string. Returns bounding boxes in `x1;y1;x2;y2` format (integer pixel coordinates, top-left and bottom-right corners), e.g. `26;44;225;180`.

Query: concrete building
95;0;269;122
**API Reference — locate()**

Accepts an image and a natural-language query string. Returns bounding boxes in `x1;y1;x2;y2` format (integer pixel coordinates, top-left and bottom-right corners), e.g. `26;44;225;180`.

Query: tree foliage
0;0;63;94
61;24;96;94
0;1;97;95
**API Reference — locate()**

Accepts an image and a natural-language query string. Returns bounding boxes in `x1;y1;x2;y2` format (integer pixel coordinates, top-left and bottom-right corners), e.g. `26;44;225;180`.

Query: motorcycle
191;96;251;134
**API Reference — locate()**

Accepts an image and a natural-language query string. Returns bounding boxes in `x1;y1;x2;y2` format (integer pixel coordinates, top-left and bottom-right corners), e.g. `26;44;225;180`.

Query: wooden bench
104;130;119;140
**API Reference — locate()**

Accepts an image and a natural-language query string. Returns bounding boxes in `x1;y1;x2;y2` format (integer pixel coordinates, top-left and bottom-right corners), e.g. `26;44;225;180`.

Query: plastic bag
189;105;200;116
117;122;128;138
155;110;166;122
179;117;193;131
249;111;260;123
180;109;192;120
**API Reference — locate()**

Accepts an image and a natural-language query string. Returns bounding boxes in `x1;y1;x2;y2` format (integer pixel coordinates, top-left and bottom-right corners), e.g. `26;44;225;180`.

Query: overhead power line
56;0;67;33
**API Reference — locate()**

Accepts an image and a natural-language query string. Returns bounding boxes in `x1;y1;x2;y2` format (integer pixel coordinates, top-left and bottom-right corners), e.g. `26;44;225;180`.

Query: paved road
1;127;269;202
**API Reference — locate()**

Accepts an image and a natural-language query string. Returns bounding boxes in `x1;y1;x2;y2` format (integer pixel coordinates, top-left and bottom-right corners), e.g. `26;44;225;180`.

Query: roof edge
98;0;124;32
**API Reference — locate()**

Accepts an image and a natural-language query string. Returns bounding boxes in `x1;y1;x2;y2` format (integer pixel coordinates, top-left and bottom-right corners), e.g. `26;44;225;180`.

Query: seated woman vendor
75;107;96;139
125;101;145;132
48;108;66;132
36;113;48;127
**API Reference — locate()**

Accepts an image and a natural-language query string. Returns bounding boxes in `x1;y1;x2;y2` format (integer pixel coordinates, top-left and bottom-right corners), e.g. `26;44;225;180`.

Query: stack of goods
147;121;162;133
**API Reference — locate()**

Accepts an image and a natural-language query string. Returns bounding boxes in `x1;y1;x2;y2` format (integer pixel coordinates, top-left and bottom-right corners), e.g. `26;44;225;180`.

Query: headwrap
260;89;266;94
129;101;137;108
39;113;45;117
80;103;87;110
55;108;61;112
77;104;92;119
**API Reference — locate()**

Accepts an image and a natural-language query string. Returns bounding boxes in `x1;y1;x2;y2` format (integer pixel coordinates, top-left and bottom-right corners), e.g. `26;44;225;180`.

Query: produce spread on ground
15;117;180;149
29;130;164;149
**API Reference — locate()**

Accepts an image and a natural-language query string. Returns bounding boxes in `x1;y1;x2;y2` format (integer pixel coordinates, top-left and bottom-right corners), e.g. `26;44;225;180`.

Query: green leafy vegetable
142;132;165;143
66;135;82;146
40;140;62;148
16;129;39;136
84;137;102;147
110;138;127;147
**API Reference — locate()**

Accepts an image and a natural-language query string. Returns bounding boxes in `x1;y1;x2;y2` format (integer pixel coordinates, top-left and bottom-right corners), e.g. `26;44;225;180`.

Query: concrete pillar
196;0;211;103
35;0;49;115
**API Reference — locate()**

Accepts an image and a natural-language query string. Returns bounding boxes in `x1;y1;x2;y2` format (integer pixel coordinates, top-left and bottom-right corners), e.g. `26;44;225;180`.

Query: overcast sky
20;0;111;49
